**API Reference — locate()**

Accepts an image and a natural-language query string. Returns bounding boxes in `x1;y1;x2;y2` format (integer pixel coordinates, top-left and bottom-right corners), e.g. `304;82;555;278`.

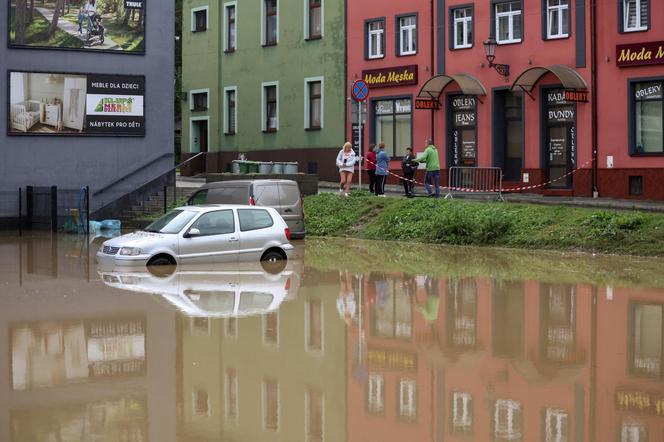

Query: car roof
201;179;298;189
176;204;275;211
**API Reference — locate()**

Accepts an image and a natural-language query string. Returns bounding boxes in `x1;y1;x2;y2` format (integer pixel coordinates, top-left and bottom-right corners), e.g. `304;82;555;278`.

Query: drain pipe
591;0;598;197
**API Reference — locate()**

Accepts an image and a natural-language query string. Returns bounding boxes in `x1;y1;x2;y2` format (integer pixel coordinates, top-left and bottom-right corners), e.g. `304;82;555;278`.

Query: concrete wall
0;1;175;216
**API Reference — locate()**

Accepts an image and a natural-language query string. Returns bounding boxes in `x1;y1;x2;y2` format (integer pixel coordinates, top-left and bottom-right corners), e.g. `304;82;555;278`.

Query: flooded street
2;232;664;442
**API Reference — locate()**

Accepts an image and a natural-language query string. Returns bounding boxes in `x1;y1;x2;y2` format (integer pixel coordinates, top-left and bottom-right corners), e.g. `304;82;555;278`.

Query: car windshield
143;210;197;234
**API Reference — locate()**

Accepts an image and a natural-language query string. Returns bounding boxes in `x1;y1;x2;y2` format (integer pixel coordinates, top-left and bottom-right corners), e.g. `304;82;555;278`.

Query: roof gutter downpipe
591;0;598;197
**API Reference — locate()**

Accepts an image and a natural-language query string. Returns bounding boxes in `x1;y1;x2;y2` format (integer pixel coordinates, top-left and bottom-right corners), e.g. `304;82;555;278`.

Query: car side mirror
184;227;201;238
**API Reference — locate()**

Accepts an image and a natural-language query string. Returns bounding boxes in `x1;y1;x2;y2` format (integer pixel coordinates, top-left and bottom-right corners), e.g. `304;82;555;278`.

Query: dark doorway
543;89;576;189
493;90;523;182
190;119;209;176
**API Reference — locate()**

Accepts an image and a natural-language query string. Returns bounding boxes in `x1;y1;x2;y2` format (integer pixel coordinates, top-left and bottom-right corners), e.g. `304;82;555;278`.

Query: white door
63;77;87;131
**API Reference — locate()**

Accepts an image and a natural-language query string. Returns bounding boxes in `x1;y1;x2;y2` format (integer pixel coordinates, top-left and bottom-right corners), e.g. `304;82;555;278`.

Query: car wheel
148;256;173;266
261;250;284;262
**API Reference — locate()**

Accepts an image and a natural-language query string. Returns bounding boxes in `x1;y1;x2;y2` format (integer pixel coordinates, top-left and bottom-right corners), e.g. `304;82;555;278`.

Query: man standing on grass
417;139;440;198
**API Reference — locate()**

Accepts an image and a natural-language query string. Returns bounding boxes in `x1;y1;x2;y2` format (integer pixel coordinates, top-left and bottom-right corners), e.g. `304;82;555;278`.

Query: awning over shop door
510;65;588;93
417;73;487;100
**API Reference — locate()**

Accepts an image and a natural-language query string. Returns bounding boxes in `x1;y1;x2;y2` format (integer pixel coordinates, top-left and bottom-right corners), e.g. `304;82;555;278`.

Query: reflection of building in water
540;284;577;364
177;268;345;441
596;287;664;441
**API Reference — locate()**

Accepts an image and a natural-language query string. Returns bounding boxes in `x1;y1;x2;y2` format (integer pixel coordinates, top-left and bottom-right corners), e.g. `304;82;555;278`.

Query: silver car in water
97;205;294;267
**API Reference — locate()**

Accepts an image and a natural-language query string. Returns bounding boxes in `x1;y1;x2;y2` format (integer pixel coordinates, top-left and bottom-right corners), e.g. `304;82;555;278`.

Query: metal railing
445;167;504;202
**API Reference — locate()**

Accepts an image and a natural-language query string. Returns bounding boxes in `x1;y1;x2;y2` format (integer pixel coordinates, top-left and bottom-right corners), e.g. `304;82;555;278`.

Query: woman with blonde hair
335;141;357;196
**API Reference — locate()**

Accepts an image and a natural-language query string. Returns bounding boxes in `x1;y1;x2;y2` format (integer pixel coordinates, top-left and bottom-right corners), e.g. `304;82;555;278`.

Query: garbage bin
238;161;250;174
247;161;260;174
232;160;241;174
272;162;284;174
283;162;299;174
258;162;273;174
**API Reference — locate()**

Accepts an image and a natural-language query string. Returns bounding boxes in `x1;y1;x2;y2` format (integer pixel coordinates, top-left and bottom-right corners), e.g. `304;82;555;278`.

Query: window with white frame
263;311;279;343
367;19;385;59
623;0;648;32
495;1;522;44
398;15;417;55
263;379;279;431
451;392;473;435
621;421;647;442
224;3;236;51
264;0;278;45
224;368;238;422
544;408;569;442
367;373;384;413
192;6;208;32
494;399;522;441
399;379;416;420
547;0;569;39
305;389;324;442
305;78;323;130
224;87;237;135
262;82;279;132
193;389;210;415
453;7;473;49
307;0;322;39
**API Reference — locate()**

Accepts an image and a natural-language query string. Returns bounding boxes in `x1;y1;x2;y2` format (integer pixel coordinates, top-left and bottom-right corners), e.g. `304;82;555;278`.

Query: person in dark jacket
401;147;418;197
365;144;377;194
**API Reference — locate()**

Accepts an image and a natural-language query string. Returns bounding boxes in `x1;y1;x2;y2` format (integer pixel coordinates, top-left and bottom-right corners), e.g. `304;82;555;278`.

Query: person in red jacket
365;144;377;194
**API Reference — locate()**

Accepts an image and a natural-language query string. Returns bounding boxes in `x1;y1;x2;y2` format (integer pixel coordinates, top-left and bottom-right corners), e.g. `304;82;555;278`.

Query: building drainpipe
591;0;599;197
430;0;435;143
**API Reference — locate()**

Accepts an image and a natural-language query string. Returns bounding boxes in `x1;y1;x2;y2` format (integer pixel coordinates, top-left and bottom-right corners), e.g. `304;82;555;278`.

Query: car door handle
229;237;239;242
284;209;293;213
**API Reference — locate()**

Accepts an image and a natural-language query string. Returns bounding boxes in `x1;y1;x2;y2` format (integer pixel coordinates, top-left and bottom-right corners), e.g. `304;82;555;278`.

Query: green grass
10;5;83;48
304;193;664;257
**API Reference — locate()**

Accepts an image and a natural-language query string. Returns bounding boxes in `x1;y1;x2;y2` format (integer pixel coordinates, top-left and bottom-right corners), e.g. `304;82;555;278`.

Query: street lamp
483;37;510;78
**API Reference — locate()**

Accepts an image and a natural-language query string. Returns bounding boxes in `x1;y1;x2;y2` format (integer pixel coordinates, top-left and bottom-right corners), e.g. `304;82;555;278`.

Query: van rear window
208;187;250;204
279;184;300;205
238;209;274;231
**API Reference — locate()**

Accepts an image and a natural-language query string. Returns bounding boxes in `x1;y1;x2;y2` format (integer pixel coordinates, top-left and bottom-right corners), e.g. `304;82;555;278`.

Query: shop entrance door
546;124;573;189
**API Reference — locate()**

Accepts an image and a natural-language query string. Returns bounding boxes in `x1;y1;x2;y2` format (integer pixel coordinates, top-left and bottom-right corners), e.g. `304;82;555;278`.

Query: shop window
631;80;663;154
366;19;385;59
495;1;522;44
397;15;417;56
629;176;643;196
262;82;278;132
370;278;412;339
540;283;576;364
399;379;417;420
492;280;524;358
263;379;279;431
493;399;522;442
451;6;473;49
620;421;647;441
446;278;477;349
544;89;576;188
192;6;208;32
306;389;324;442
543;408;569;442
629;303;663;378
193;389;210;415
224;87;237;135
263;311;279;345
620;0;649;33
373;98;412;158
307;0;322;39
545;0;570;39
448;95;478;167
305;78;323;130
494;91;523;181
367;373;384;413
451;392;473;436
225;3;236;51
263;0;278;45
224;368;238;422
191;90;208;111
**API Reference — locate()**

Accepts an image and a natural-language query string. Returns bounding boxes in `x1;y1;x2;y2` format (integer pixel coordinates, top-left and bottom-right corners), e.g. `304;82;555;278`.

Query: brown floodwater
2;231;664;442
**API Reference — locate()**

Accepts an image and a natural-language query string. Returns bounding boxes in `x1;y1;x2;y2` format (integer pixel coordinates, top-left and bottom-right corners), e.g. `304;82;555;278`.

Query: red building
347;0;664;199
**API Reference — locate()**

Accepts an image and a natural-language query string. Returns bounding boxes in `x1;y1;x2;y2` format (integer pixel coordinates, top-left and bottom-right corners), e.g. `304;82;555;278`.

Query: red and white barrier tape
358;157;592;194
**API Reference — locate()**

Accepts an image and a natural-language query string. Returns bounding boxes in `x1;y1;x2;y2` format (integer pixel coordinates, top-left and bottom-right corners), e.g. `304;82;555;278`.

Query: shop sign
635;82;663;100
616;41;664;68
547;90;570;105
452;96;476;110
415;99;440;110
548;105;575;123
367;347;417;371
124;0;144;8
375;100;394;115
363;65;418;88
616;390;664;416
564;90;589;103
454;111;476;126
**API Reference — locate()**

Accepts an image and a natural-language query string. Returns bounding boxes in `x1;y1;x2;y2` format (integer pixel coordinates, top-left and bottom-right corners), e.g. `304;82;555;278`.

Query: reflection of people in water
412;275;440;324
336;270;357;324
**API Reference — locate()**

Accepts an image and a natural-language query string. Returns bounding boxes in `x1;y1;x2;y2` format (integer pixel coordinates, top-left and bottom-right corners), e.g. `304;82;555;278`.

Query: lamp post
483;37;510;78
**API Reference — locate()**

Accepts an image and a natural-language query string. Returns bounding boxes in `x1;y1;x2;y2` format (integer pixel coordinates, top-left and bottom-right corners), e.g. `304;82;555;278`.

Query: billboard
8;71;145;136
8;0;145;53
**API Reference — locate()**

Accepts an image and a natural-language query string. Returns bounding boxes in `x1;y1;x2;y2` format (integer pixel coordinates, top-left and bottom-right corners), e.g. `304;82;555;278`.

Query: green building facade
181;0;346;180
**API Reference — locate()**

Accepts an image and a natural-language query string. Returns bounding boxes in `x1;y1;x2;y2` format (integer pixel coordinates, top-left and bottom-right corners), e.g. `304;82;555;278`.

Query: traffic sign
351;80;369;102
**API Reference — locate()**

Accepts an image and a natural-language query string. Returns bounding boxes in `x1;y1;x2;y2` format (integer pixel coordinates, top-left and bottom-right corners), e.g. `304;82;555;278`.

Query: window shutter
469;6;474;46
627;1;637;28
364;22;369;59
541;0;547;40
640;0;649;28
617;0;624;33
449;9;454;50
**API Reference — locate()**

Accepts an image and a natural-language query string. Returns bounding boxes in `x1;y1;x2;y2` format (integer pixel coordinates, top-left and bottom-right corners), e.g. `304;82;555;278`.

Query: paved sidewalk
35;7;120;50
319;181;664;213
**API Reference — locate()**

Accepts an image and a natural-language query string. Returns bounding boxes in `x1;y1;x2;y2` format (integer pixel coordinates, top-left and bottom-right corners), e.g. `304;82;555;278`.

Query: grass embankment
304;192;664;257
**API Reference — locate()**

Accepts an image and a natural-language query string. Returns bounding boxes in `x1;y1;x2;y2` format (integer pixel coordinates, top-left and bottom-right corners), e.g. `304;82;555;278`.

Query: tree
15;0;27;44
47;0;64;36
29;0;34;22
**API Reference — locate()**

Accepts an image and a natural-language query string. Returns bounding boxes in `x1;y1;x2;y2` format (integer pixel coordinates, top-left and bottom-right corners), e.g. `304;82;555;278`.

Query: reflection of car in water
99;262;301;318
